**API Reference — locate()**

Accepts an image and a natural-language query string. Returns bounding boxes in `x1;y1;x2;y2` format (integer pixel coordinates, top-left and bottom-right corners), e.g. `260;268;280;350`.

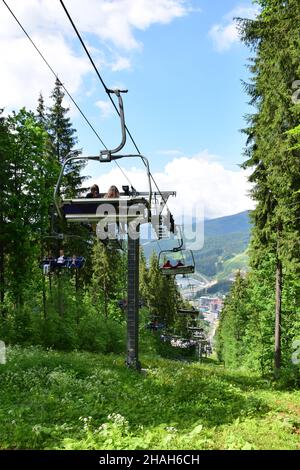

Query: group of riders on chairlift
42;184;120;273
162;259;185;270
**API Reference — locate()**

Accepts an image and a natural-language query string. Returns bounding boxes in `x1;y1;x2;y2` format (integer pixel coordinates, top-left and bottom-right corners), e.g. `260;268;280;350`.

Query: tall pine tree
237;0;300;375
47;78;87;199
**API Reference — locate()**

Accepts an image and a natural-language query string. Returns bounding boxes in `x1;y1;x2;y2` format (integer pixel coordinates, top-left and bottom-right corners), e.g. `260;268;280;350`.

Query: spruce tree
238;0;300;375
0;109;50;311
143;252;182;329
37;92;46;126
91;242;123;319
47;78;87;198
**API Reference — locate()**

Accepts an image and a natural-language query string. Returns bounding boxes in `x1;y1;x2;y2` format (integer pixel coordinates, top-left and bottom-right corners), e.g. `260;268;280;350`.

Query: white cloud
87;151;254;219
209;4;259;52
157;149;183;156
0;0;190;110
95;99;115;119
67;0;190;50
0;34;90;111
209;23;239;53
110;57;132;72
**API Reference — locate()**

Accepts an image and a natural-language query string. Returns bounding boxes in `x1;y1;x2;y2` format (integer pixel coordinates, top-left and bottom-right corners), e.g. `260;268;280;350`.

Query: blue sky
0;0;258;218
79;0;254;169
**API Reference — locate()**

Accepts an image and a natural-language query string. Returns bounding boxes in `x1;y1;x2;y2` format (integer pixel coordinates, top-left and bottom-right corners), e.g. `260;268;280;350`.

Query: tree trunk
274;257;282;378
41;241;47;319
57;273;64;317
0;238;5;316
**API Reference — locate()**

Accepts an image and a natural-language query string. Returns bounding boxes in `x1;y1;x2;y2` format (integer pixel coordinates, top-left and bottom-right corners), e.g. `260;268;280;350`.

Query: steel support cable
2;0;134;189
59;0;173;214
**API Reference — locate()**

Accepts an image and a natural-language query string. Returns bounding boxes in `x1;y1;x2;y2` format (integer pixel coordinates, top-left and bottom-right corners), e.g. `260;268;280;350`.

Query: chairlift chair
53;89;175;246
41;230;88;274
177;307;199;315
158;225;195;275
159;248;195;276
41;255;86;274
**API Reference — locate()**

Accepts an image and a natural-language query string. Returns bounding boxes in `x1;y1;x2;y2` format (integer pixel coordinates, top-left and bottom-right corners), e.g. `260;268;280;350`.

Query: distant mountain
204;211;251;237
193;211;251;280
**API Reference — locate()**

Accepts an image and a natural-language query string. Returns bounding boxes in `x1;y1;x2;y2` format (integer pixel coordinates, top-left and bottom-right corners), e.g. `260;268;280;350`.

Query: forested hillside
216;0;300;380
193;211;251;279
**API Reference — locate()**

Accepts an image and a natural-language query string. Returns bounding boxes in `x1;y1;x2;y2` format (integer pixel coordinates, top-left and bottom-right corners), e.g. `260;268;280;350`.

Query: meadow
0;346;299;450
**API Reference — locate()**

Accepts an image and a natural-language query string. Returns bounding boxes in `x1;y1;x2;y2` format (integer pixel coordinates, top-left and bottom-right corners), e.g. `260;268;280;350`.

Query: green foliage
216;256;300;379
216;0;300;377
142;252;181;329
46;78;87;198
90;241;125;319
1;346;300;450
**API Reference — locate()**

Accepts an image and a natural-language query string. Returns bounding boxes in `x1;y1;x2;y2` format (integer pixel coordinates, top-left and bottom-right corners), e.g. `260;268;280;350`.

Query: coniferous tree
142;252;182;329
216;272;250;367
91;242;123;319
0;110;11;314
237;0;300;375
37;92;46;126
47;78;87;198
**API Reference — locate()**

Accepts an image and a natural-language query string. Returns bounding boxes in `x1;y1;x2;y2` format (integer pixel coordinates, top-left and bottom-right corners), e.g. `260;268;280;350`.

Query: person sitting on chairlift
43;257;51;275
175;261;185;268
70;254;77;268
105;185;120;198
56;249;66;267
86;184;100;198
163;260;173;269
105;185;122;235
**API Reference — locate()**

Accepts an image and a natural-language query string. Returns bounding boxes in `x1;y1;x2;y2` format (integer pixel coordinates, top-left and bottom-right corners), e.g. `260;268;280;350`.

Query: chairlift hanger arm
54;155;96;219
100;89;128;162
172;225;184;252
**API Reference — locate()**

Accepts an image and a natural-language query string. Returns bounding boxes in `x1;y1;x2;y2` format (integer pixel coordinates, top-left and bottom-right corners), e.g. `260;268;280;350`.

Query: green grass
0;346;300;450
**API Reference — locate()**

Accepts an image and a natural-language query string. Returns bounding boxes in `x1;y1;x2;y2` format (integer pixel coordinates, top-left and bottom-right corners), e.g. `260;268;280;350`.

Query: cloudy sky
0;0;258;219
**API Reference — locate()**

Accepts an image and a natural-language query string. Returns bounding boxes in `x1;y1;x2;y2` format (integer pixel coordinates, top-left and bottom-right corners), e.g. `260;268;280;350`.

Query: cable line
2;0;107;150
59;0;141;153
59;0;173;210
3;0;173;241
1;0;135;189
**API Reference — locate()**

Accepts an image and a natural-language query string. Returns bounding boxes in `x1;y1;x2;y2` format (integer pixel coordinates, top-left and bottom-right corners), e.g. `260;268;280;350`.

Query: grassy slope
1;346;300;450
217;250;249;281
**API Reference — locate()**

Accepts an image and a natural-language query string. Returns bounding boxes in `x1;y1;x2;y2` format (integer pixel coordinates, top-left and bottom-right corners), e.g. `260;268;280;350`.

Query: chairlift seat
41;256;85;272
178;308;198;315
161;265;195;275
61;196;149;223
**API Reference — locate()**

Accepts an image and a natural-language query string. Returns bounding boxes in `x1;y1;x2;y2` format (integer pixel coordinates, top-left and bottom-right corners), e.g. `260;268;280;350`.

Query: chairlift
158;225;195;275
41;255;86;274
118;298;144;310
146;321;165;331
177;307;199;315
160;334;197;349
53;89;175;245
41;228;89;274
159;248;195;276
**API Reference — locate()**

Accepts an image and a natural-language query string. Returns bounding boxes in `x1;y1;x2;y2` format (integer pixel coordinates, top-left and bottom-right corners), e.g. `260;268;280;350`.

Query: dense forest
216;0;300;382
